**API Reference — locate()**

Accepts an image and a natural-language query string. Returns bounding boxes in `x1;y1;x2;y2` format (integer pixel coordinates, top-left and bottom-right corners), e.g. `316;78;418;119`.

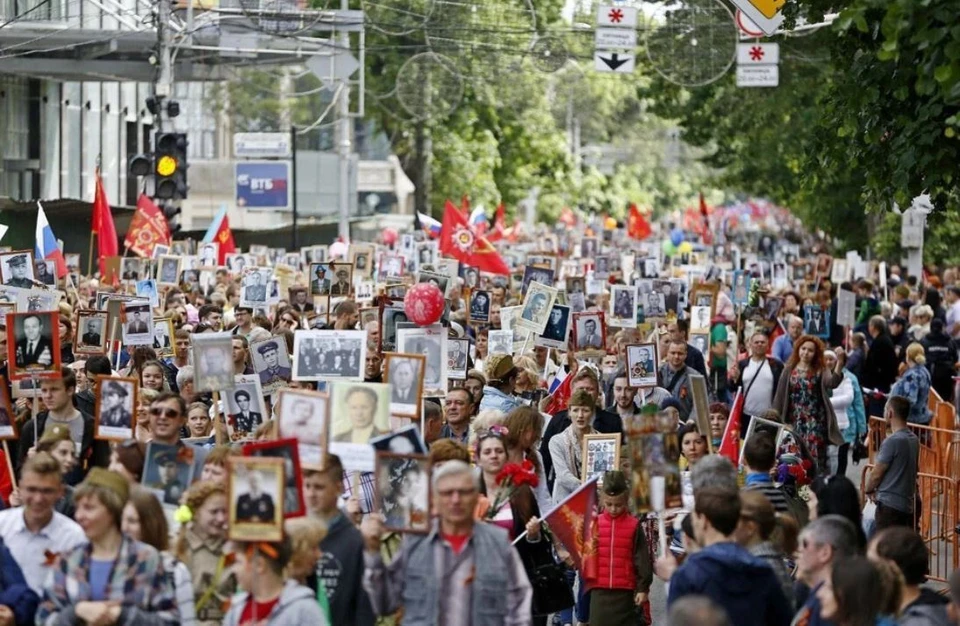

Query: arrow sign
595;51;635;73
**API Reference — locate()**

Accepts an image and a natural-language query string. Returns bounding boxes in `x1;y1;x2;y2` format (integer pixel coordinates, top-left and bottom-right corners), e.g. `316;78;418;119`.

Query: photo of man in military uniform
99;380;133;429
3;253;34;288
236;470;276;523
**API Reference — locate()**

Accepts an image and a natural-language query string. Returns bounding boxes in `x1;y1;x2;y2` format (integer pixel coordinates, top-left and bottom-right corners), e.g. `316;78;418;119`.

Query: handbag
528;559;574;616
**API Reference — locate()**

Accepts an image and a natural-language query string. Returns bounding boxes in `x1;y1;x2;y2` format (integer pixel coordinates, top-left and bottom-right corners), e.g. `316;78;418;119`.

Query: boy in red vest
584;470;654;626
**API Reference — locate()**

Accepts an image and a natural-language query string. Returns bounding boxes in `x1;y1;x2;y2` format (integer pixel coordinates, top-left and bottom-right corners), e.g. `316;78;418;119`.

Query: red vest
588;510;639;591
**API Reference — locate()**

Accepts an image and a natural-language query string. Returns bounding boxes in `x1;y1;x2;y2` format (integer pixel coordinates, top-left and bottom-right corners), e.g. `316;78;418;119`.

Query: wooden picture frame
384;353;426;419
581;433;622;483
242;438;306;519
374;452;431;534
276;388;330;471
75;310;110;356
227;456;285;542
0;375;18;440
572;311;606;356
689;283;718;333
156;255;182;287
94;376;138;441
152;316;176;358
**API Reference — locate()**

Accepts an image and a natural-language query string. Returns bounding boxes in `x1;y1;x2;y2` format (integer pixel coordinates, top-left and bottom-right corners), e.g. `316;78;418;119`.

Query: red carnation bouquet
484;459;539;520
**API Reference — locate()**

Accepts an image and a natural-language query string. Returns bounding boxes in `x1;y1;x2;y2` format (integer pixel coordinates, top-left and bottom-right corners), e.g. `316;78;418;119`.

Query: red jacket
587;510;641;591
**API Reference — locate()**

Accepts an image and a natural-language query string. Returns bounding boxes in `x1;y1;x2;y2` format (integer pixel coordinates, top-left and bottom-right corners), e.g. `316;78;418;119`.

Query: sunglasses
149;408;181;419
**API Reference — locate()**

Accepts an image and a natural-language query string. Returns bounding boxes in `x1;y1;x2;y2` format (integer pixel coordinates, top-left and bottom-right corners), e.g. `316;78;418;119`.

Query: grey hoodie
222;580;327;626
899;588;951;626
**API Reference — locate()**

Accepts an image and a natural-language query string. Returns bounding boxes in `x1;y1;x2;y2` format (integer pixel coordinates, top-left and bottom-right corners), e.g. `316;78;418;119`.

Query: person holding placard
548;390;598;503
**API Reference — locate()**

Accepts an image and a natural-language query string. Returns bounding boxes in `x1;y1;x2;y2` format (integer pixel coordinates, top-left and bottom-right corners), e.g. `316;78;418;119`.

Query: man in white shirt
0;453;85;594
945;286;960;338
730;331;784;435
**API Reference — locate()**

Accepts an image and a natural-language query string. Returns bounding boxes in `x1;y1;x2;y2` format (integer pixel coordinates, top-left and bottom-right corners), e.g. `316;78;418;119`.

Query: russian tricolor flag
469;205;488;235
417;211;442;238
35;202;67;278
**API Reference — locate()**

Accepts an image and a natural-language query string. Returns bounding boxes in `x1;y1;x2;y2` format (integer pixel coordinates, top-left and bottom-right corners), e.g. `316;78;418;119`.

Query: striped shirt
742;475;790;514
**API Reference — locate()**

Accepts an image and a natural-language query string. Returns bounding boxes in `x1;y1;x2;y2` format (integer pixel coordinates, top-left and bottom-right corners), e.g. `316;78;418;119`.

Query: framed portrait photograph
739;416;787;467
803;305;830;339
143;442;195;506
309;262;332;296
34;259;56;287
396;325;447;396
415;241;439;268
0;376;17;440
462;266;480;290
242;438;305;518
565;276;586;296
594;255;614;280
375;452;431;534
572;311;606;356
7;310;61;380
292;329;366;381
75;310;109;356
580;237;598;260
251;337;292;395
689;332;710;358
609;285;638;328
350;244;375;279
582;433;622;483
224;374;267;441
18;288;61;314
626;343;659;389
488;330;513;356
94;377;137;441
198;242;219;268
384;353;425;418
65;253;80;273
378;253;406;283
535;304;571;350
120;258;143;283
276;389;329;469
371;424;428;455
152;317;176;358
0;251;35;288
446;338;469;380
521;266;555;297
240;268;272;308
355;281;374;302
228;456;285;542
381;307;409;351
328;263;354;297
135;278;159;309
517;282;559;335
359;307;380;333
468;290;491;324
120;300;153;346
226;253;246;275
329;381;390;472
191;332;236;392
156;255;182;286
731;270;751;305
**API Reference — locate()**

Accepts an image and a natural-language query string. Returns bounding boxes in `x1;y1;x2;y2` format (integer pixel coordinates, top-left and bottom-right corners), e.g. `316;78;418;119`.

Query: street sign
736;10;765;37
596;5;638;28
595;51;635;73
236;161;292;210
736;43;779;65
736;65;779;87
728;0;785;36
234;132;292;159
307;51;360;89
595;27;637;50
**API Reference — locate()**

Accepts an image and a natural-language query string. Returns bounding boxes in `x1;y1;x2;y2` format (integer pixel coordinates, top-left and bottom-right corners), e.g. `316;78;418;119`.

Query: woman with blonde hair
890;343;933;425
502;405;551;511
468;408;506;455
174;481;234;625
548;390;597;502
283;517;326;585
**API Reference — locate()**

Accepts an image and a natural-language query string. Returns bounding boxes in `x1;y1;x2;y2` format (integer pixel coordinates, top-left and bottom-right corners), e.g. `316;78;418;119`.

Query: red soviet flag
91;168;118;275
627;203;652;240
719;389;744;462
439;200;511;275
124;194;171;258
542;477;600;579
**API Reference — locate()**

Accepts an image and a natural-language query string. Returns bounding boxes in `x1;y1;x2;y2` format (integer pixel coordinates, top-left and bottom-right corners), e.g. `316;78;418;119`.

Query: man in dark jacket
666;487;792;626
0;536;39;625
74;356;113;418
922;318;958;403
541;367;623;493
872;527;950;626
862;316;899;418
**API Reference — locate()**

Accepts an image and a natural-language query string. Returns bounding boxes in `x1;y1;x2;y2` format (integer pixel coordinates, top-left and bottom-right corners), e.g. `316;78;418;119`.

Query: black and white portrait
521;266;555;296
329;264;353;297
690;333;710;356
121;258;143;282
417;271;449;297
470;290;491;323
240;268;272;308
8;311;60;379
277;389;329;469
416;242;438;268
643;291;666;318
229;457;284;541
251;337;292;395
580;238;598;260
463;267;480;290
565;276;585;295
396;327;446;394
244;439;305;518
488;330;513;356
378;254;405;282
191;332;236;392
804;305;829;338
225;375;266;440
626;343;658;388
386;354;425;418
536;304;571;350
446;338;469;380
293;330;366;381
382;307;409;351
76;311;108;355
610;286;638;328
595;256;612;279
35;259;56;286
121;301;153;346
153;318;174;357
0;252;35;288
95;377;136;440
143;442;194;506
574;312;605;353
227;253;247;274
690;305;712;333
157;255;181;286
517;282;558;335
136;279;159;309
375;453;431;534
198;242;219;267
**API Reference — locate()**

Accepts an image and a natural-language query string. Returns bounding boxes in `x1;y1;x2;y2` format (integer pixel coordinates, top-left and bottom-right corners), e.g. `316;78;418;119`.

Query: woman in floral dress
772;335;845;473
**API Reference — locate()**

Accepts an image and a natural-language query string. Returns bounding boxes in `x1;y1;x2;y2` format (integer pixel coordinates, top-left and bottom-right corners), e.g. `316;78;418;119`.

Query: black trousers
835;443;850;477
876;500;920;532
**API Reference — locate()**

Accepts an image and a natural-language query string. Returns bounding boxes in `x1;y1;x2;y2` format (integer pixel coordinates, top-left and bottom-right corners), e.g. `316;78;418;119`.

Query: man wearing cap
478;354;523;414
330;267;352;296
257;342;291;387
243;271;266;303
311;265;330;295
151;448;185;505
237;470;275;523
4;254;33;288
229;389;262;435
100;381;132;429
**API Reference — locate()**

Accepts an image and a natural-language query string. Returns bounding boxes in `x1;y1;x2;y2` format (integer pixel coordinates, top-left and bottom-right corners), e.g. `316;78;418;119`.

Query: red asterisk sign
749;46;764;61
608;8;624;23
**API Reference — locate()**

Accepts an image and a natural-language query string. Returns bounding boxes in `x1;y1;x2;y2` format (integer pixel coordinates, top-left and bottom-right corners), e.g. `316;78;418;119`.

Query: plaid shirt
37;535;179;626
342;470;376;513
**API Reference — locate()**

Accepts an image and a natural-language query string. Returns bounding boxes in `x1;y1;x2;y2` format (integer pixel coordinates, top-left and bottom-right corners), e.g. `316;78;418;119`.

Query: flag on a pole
124;194;171;258
468;205;488;236
35;203;67;278
543;477;600;578
202;205;236;265
416;212;442;238
627;203;652;240
439;200;511;275
486;204;507;242
91;168;118;275
719;388;743;465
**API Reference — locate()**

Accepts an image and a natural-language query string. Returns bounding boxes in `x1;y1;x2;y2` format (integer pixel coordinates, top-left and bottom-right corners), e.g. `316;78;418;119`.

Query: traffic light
163;205;182;235
154;132;188;200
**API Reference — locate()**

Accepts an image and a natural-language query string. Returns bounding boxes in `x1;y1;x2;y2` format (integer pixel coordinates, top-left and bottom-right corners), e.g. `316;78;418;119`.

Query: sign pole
290;125;299;252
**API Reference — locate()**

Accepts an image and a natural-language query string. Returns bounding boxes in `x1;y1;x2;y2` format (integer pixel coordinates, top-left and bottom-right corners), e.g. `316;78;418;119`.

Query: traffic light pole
156;0;173;118
291;125;299;251
336;0;351;242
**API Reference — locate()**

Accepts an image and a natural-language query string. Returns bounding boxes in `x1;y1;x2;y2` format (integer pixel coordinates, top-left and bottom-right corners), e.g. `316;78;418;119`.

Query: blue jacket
0;537;38;625
668;541;792;626
890;363;933;425
773;335;794;364
841;369;867;444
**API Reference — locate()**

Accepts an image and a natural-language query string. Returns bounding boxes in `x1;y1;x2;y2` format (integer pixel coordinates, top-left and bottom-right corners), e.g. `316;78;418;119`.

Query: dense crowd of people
0;214;955;626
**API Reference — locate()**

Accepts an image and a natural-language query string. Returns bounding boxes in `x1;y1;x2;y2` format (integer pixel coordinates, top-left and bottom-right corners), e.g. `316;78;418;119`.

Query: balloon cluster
662;228;688;256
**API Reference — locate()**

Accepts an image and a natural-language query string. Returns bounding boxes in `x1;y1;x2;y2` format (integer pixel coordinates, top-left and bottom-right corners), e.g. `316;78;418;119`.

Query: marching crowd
0;214;956;626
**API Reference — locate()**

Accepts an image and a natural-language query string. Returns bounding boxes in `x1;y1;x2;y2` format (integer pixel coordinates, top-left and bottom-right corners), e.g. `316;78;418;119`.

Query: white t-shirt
742;358;775;417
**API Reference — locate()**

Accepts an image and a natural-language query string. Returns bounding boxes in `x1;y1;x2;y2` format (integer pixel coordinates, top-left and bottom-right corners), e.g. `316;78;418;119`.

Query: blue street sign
236;161;291;210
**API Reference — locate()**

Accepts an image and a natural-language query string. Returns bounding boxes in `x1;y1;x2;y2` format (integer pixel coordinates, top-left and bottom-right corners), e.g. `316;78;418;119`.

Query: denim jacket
890;364;933;424
478;386;523;414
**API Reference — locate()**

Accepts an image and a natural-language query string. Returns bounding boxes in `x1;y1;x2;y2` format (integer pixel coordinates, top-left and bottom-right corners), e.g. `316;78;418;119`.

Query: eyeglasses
149;408;181;419
281;318;296;324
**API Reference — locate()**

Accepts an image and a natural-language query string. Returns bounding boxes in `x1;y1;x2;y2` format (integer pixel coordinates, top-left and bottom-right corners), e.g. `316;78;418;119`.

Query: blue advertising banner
236;161;291;210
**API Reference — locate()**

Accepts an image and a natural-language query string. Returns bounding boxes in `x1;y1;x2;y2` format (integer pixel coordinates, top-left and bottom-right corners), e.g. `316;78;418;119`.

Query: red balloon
382;227;398;245
404;283;445;327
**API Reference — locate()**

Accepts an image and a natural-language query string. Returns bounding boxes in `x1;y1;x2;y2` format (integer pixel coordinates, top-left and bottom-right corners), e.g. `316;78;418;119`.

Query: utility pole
156;0;173;129
336;0;351;242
